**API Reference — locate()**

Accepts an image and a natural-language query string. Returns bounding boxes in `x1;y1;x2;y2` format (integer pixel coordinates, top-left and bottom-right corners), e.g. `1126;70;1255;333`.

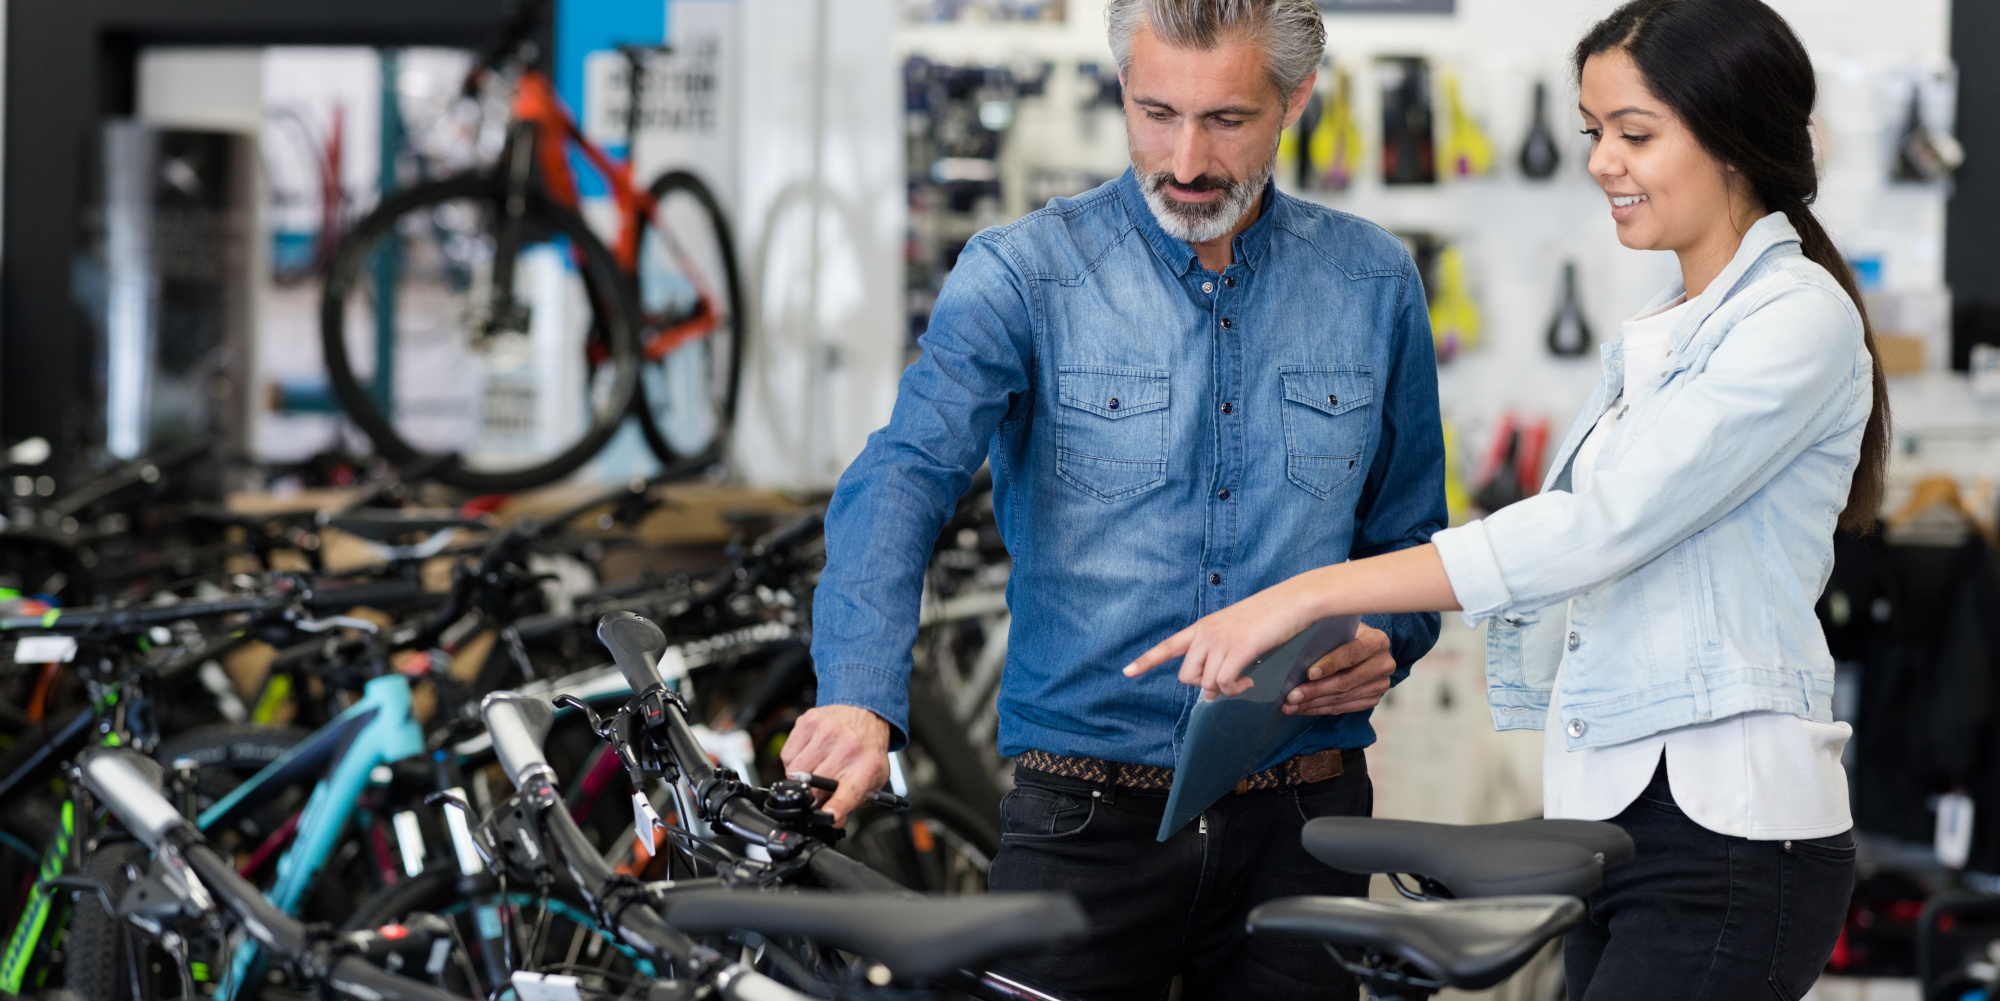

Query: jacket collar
1114;167;1280;277
1656;211;1802;353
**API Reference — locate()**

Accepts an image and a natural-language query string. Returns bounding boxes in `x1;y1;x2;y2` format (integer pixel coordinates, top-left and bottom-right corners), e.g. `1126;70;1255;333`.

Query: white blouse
1542;296;1854;840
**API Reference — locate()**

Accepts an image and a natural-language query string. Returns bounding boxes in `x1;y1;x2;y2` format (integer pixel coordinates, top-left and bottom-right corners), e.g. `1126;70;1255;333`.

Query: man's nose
1171;120;1214;183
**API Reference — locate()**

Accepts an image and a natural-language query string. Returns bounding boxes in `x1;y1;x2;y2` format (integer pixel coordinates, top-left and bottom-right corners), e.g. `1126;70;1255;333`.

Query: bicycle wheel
840;787;997;895
321;175;642;493
632;170;744;465
63;841;164;1001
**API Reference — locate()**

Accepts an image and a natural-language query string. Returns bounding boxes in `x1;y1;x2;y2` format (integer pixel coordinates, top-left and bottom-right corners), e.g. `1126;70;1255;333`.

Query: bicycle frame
506;70;722;361
198;673;426;1000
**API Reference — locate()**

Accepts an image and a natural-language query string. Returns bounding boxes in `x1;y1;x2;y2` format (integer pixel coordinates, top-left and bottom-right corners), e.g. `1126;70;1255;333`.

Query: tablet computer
1157;615;1362;841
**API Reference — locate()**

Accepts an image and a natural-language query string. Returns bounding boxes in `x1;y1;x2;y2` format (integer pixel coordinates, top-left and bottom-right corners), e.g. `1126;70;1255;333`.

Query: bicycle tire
321;175;642;493
63;840;150;1001
632;169;744;467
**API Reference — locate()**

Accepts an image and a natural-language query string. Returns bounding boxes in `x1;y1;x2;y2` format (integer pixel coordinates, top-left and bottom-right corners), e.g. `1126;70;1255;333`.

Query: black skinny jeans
987;750;1371;1001
1567;762;1856;1001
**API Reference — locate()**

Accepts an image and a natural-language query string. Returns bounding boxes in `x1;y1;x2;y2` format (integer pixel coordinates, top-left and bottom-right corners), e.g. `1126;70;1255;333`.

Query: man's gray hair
1106;0;1327;99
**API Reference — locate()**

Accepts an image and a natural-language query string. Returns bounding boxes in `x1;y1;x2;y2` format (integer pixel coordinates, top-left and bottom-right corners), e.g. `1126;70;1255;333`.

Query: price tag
1937;791;1974;869
15;635;76;663
632;792;666;853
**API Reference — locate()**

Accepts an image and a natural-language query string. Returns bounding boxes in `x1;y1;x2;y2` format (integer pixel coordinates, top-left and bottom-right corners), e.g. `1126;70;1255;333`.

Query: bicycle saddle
1247;895;1584;990
326;509;487;542
1302;818;1630;898
660;889;1088;982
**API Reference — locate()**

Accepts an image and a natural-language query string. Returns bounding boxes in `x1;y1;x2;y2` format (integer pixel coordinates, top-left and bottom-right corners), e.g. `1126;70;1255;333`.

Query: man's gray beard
1138;156;1273;245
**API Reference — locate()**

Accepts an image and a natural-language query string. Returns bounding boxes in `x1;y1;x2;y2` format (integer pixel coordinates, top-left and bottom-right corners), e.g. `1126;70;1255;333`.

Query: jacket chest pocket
1056;365;1170;502
1279;365;1374;499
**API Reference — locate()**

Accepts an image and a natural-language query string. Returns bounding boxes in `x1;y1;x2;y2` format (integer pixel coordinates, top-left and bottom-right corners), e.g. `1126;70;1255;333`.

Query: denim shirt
1432;213;1872;750
812;169;1446;769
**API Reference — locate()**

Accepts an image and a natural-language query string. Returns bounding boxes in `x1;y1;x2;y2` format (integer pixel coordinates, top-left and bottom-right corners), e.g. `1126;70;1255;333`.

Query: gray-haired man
784;2;1445;997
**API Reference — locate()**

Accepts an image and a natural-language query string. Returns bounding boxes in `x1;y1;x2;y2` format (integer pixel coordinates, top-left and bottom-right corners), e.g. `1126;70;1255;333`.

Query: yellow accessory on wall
1438;75;1493;178
1310;68;1362;191
1429;244;1481;361
1441;419;1473;526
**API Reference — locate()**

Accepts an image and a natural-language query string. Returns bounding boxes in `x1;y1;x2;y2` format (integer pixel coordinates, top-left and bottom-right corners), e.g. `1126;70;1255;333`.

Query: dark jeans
1567;763;1856;1001
988;750;1372;1001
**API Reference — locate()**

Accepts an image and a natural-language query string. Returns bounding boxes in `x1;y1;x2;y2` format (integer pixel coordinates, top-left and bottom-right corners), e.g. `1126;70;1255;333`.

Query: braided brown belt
1016;747;1345;794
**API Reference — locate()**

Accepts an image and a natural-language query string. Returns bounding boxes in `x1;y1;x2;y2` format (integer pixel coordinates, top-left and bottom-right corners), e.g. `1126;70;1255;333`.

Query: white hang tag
15;635;76;663
1936;791;1974;869
632;792;667;852
511;971;583;1001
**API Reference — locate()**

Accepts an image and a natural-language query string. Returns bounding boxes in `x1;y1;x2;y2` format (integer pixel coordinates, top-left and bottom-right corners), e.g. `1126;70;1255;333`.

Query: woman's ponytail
1780;203;1891;533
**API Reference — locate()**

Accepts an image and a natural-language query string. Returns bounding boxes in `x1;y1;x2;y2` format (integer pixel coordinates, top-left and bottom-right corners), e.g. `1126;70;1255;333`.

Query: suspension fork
486;120;540;336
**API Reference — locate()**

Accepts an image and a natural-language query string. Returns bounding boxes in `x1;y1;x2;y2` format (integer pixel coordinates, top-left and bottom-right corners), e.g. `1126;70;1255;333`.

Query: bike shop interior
0;1;1995;1000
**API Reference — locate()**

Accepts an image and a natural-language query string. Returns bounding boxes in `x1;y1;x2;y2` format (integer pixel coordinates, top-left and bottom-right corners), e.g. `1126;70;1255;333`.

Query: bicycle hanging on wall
319;0;744;492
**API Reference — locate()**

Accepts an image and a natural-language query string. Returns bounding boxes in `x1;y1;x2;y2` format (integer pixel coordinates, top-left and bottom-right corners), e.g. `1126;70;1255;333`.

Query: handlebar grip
76;747;187;849
805;846;917;895
715;965;814;1001
479;692;556;786
305;580;435;613
597;611;668;694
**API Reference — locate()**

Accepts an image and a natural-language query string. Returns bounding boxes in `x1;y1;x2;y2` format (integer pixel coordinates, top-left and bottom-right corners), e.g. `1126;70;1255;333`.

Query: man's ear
1281;71;1318;129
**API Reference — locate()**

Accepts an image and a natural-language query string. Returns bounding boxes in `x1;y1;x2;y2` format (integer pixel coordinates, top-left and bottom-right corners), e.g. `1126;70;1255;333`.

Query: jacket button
1209;573;1221;586
1217;488;1230;500
1566;718;1586;738
1566;631;1579;651
1201;281;1214;294
1225;276;1237;287
1107;398;1120;410
1220;401;1233;414
1220;318;1233;329
1327;394;1338;407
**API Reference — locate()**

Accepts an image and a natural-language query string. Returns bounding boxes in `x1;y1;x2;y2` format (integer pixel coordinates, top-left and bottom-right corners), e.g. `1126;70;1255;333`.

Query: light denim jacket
1431;213;1872;750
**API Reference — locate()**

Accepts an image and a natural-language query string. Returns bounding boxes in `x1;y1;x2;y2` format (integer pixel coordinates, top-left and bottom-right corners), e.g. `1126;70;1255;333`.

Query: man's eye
1147;110;1172;122
1214;118;1244;128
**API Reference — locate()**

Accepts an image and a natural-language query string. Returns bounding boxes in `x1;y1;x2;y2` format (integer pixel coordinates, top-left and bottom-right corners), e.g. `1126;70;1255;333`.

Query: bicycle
319;0;743;492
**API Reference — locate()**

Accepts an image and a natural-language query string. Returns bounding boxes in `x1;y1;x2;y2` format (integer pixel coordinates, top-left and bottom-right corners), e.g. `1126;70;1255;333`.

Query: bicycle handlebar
597;610;668;694
76;748;470;1001
471;697;808;1001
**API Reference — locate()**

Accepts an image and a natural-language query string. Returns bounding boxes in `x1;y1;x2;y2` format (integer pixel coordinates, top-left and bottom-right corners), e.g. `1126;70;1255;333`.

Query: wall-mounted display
1378;57;1436;186
1438;75;1492;178
1518;81;1561;180
1546;260;1593;357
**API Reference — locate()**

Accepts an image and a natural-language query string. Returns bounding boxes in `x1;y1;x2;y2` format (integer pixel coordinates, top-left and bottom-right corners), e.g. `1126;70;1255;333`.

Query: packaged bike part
1546;261;1594;357
1378;57;1436;186
1158;615;1361;841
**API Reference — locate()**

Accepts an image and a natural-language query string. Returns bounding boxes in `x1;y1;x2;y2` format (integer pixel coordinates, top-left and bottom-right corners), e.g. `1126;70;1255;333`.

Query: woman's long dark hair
1576;0;1890;533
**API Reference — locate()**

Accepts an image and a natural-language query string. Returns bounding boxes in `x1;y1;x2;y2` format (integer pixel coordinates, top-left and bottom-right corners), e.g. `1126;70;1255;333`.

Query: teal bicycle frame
197;674;426;999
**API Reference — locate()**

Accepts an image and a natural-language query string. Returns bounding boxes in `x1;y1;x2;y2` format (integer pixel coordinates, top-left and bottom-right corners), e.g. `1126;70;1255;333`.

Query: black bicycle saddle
326;508;488;543
1302;817;1631;899
660;889;1089;982
1248;895;1584;990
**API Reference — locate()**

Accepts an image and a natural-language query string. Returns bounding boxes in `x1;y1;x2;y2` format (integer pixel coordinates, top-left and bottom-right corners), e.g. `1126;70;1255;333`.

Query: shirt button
1225;277;1237;288
1209;573;1221;586
1220;318;1233;329
1566;718;1586;738
1107;398;1119;410
1201;281;1214;294
1327;394;1338;407
1220;402;1234;414
1217;488;1230;500
1566;631;1580;651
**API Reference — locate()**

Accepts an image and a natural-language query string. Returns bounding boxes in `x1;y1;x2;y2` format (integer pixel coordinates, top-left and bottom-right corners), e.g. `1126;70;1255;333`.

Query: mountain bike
319;0;743;492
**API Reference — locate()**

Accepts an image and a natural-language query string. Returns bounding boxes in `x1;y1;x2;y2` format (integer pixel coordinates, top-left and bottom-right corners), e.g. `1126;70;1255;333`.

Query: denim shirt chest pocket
1279;365;1374;498
1056;365;1171;501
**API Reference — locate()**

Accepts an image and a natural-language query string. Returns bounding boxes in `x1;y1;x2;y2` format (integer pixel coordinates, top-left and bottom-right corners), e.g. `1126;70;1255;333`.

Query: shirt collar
1115;167;1281;278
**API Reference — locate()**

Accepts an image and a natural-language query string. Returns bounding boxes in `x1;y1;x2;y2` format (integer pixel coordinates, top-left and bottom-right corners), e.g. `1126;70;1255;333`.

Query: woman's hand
1122;575;1326;699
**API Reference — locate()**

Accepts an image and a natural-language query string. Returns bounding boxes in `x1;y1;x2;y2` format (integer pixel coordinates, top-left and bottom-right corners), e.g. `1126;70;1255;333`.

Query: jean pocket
1278;366;1373;499
1055;366;1170;502
1769;832;1856;1000
1000;785;1099;842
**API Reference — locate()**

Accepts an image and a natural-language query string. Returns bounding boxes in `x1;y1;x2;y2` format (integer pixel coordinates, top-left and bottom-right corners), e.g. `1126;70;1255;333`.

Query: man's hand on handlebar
780;705;890;827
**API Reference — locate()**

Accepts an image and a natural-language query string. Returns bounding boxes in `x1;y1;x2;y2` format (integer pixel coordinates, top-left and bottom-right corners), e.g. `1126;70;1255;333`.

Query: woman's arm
1123;544;1460;699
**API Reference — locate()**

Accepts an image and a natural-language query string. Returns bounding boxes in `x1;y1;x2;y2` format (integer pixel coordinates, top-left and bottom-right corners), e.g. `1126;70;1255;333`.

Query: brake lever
555;694;672;848
788;772;911;812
